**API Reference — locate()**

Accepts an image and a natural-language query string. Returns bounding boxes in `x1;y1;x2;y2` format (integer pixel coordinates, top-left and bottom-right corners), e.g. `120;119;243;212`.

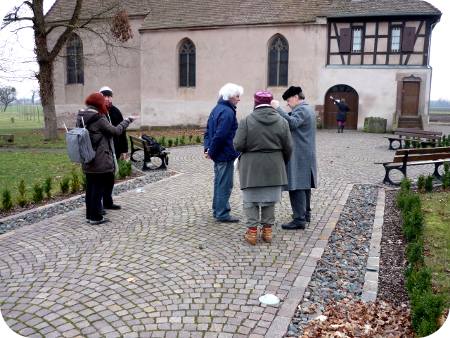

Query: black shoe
217;216;239;223
104;204;121;210
89;217;109;225
282;221;306;230
101;209;106;215
306;214;311;223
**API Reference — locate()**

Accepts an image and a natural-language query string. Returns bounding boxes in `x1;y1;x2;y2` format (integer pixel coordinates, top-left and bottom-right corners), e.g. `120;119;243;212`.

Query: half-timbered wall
328;18;431;66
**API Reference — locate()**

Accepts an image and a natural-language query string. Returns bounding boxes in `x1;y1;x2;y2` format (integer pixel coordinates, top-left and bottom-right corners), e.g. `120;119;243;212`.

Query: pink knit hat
254;90;273;106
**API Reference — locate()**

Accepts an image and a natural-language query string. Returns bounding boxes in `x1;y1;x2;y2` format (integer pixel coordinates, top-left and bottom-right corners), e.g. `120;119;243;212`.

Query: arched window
179;39;196;87
268;34;288;87
66;34;84;84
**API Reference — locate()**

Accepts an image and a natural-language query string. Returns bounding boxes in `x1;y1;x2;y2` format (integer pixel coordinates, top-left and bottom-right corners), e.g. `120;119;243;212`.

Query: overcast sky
0;0;449;100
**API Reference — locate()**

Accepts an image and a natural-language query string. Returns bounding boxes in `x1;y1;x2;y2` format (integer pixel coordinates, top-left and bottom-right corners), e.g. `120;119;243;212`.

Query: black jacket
108;105;128;157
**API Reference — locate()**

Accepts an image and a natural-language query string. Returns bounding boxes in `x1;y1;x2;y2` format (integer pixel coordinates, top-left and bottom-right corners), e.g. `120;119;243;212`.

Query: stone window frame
66;34;84;85
267;34;289;87
178;38;196;88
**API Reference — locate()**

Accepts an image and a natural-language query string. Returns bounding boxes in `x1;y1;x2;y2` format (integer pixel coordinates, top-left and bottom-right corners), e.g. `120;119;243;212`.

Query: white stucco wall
319;66;432;130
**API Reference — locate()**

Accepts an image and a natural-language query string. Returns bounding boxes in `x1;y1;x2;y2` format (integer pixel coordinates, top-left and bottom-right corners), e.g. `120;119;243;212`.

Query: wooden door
401;81;419;116
324;87;358;129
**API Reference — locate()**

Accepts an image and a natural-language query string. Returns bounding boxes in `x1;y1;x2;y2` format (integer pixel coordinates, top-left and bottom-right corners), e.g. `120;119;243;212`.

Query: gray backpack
65;116;98;164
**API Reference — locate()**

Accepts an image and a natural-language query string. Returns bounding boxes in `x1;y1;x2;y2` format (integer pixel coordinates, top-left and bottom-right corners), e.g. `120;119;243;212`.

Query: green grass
0;150;81;202
420;191;450;307
1;105;43;129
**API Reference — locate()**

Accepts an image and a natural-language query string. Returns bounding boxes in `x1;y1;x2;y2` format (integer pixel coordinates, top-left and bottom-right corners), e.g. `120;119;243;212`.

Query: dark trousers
289;189;311;224
85;172;113;221
102;172;115;208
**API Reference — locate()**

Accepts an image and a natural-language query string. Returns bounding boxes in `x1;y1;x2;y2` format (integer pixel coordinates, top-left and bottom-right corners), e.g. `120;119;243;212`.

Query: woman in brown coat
76;93;137;224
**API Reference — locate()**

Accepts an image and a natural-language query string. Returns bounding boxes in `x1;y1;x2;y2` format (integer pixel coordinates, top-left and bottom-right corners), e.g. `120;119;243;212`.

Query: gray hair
219;83;244;100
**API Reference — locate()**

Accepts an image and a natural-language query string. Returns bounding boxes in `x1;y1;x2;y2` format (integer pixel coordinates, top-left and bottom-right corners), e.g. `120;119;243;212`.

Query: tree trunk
38;61;58;140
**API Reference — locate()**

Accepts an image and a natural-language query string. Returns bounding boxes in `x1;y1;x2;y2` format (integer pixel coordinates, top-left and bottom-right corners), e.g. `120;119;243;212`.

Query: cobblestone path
0;130;438;337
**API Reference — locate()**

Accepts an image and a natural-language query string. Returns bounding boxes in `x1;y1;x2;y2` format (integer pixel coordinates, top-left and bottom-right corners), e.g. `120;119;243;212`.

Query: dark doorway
324;85;359;129
401;81;419;116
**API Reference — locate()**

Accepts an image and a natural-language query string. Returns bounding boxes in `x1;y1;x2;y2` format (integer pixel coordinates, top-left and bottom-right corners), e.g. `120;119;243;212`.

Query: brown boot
262;225;272;243
244;227;258;245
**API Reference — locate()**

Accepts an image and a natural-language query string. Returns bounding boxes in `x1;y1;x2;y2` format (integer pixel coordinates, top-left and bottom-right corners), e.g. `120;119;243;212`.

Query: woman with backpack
76;92;138;225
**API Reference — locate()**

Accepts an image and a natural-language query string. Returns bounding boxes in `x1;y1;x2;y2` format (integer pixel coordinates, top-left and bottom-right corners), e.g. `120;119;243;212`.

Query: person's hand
271;100;280;109
127;115;139;122
204;149;211;159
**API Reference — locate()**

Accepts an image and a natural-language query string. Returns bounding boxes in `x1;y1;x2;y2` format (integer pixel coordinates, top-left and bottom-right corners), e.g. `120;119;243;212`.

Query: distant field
1;104;43;129
429;108;450;115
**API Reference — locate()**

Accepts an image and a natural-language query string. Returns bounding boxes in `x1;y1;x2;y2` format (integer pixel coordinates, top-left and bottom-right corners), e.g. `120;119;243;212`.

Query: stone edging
266;183;354;338
361;187;385;302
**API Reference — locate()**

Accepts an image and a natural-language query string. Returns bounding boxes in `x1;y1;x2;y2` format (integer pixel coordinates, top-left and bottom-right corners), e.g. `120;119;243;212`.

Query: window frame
267;34;289;87
351;27;363;53
66;34;84;85
390;26;402;53
178;39;196;88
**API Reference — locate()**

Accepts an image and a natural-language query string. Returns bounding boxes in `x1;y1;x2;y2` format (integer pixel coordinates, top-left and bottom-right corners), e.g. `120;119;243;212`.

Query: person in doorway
234;90;292;245
99;86;128;211
330;96;349;133
204;83;243;223
271;86;318;230
77;92;137;224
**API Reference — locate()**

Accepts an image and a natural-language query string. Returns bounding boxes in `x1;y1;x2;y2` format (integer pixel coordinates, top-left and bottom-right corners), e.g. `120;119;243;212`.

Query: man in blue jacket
204;83;243;222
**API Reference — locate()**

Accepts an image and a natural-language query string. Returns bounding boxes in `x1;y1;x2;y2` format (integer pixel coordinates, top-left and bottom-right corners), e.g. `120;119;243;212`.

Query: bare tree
1;0;133;140
0;86;17;111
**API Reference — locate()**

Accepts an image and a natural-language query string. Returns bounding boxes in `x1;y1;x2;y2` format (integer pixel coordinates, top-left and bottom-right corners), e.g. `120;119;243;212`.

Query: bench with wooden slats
129;136;169;170
378;146;450;185
385;128;442;150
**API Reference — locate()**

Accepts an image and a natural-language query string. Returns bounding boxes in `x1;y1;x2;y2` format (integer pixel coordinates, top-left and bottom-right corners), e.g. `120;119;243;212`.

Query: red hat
85;92;107;114
254;90;273;107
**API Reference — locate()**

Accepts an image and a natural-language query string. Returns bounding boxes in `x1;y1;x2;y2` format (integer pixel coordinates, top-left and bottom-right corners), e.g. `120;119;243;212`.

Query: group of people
204;83;317;245
77;87;137;225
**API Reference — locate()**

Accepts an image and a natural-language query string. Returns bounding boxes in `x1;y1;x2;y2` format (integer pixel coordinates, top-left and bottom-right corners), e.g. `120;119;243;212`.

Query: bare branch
1;2;34;30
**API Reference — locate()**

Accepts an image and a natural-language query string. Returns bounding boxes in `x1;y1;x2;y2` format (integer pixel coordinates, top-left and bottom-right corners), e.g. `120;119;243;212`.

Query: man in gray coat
271;86;318;230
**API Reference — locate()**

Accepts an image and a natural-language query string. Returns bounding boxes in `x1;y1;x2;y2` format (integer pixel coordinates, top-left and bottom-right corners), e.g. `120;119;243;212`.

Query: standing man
204;83;243;223
271;86;318;230
330;96;349;133
99;86;127;210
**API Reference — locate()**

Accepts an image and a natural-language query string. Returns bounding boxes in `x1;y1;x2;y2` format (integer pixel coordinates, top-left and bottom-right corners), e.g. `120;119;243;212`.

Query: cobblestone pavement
0;130;441;337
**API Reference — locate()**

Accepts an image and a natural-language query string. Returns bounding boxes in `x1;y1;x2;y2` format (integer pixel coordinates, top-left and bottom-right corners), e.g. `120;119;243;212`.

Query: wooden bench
385;128;442;150
129;135;169;170
378;146;450;185
0;134;14;144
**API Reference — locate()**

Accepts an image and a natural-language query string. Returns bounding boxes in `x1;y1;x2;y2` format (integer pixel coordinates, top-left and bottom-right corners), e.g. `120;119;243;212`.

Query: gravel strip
377;189;409;306
0;168;175;234
286;184;379;336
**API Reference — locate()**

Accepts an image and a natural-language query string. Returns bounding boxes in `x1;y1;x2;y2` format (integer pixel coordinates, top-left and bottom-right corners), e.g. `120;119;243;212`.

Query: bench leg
433;163;442;180
158;155;168;169
383;166;406;186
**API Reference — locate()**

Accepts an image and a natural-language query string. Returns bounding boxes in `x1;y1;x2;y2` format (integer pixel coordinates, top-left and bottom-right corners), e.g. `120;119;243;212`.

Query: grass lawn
421;191;450;307
0;150;82;202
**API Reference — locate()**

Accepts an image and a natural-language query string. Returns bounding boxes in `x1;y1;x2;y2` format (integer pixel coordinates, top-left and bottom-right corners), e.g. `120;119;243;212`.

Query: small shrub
188;134;193;143
168;139;173;147
424;175;434;192
43;177;52;199
174;137;179;146
406;241;424;265
180;135;185;145
1;188;13;211
402;207;424;242
400;177;412;192
411;291;445;336
417;175;426;192
406;267;432;294
17;179;27;207
60;177;70;194
405;139;411;149
160;136;166;147
32;183;44;203
117;159;132;178
195;135;201;143
70;170;81;194
412;140;419;148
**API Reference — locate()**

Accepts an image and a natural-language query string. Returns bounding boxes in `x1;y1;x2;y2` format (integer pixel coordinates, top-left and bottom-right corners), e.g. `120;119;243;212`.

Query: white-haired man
204;83;243;222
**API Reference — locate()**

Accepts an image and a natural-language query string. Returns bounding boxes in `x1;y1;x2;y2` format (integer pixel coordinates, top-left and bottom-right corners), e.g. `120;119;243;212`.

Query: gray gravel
0;168;174;234
285;184;378;337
